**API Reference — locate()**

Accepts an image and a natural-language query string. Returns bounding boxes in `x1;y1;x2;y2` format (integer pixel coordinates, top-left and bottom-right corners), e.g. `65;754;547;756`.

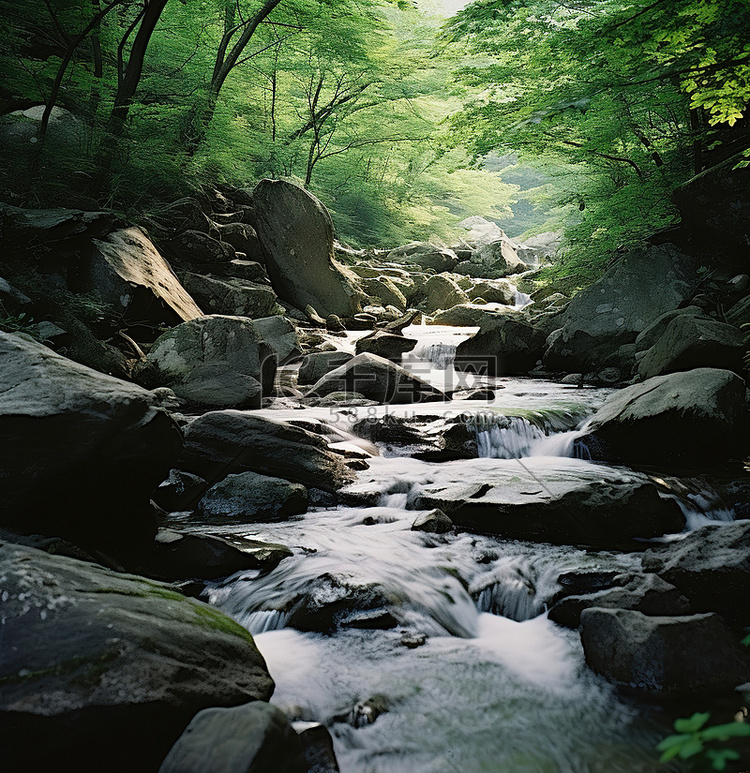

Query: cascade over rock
581;367;748;467
0;542;274;773
253;180;363;318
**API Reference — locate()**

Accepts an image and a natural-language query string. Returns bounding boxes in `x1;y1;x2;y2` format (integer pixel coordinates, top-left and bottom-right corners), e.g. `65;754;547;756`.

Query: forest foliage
0;0;748;270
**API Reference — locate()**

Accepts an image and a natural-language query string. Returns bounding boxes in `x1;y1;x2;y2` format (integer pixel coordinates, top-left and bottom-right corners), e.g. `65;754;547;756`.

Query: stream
190;320;735;772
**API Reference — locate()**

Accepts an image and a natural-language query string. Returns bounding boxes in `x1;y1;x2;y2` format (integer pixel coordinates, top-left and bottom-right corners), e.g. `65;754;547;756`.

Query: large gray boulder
181;273;281;319
581;368;748;466
580;608;750;697
355;330;418;363
0;542;273;773
252;315;301;365
633;305;705;352
0;332;181;555
428;303;516;327
544;244;698;372
386;242;459;272
455;315;546;375
305;352;447;405
466;278;516;305
637;315;745;379
198;471;308;522
159;702;306;773
473;239;529;276
422;274;470;313
88;227;204;324
253;180;363;318
181;410;356;493
343;457;684;547
297;350;354;385
360;276;407;311
549;573;690;629
145;316;276;409
642;520;750;621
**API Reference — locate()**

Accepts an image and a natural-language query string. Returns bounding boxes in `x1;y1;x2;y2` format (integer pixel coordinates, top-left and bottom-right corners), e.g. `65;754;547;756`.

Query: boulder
428;303;516;327
166;230;235;264
0;276;31;310
726;293;750;327
673;153;750;266
144;316;276;409
637;315;745;379
548;573;690;628
466;279;516;305
140;528;293;582
159;702;306;773
305;352;447;405
0;203;114;248
0;542;273;773
386;242;459;272
411;509;454;534
181;410;356;493
293;722;341;773
633;305;705;352
153;469;208;512
360;276;407;311
580;608;750;697
355;330;418;362
198;471;308;522
252;315;300;364
473;239;529;276
297;351;354;385
455;316;546;375
210;259;269;284
423;274;470;313
642;520;750;622
212;221;262;258
0;332;181;556
253;180;363;318
581;368;748;467
88;227;203;324
181;273;281;319
544;244;698;372
343;457;685;547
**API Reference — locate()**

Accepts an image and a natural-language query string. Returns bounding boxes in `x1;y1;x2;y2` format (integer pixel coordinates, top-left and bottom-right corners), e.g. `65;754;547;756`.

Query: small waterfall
648;475;735;531
244;609;290;635
514;288;533;308
415;342;457;370
471;412;589;459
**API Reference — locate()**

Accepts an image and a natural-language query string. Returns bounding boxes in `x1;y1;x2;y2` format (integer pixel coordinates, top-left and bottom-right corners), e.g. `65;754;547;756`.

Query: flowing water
195;316;738;772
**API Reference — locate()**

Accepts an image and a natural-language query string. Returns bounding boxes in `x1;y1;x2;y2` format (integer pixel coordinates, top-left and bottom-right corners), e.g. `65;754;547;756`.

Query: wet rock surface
0;542;274;773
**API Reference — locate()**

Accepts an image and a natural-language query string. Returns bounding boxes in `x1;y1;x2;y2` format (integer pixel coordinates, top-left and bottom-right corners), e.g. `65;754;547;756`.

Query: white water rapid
197;320;738;772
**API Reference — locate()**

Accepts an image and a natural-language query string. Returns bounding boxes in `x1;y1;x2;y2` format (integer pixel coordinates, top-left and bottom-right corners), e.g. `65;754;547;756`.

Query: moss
86;582;185;603
187;602;256;644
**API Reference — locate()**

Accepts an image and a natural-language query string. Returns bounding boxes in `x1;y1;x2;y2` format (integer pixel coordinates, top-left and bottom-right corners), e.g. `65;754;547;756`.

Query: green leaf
675;712;711;734
656;733;693;752
677;736;704;759
701;722;750;741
